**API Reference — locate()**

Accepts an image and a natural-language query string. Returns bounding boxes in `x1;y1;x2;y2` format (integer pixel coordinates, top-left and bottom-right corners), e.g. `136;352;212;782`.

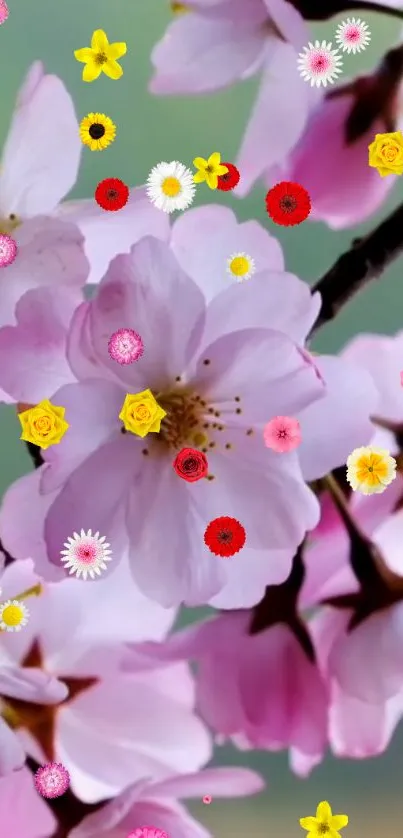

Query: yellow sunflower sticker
79;113;116;151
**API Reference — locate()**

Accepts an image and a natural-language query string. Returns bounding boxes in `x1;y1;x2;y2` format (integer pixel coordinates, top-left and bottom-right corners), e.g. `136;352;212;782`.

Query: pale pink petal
68;779;149;837
0;286;78;402
57;673;212;802
236;41;311;195
373;508;403;577
43;435;135;576
87;238;206;389
0;767;56;836
297;355;379;481
0;718;26;775
285;95;395;229
0;66;81;217
149;766;265;799
73;797;211;838
0;665;67;704
150;12;267;95
0;470;62;582
40;379;124;493
199;270;320;346
126;457;225;607
194;328;326;422
170;205;284;303
57;187;170;285
0;216;89;328
329;604;403;702
263;0;309;51
329;683;403;759
209;547;293;608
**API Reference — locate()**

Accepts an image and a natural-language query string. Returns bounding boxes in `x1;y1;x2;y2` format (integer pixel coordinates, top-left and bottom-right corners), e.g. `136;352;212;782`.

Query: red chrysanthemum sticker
173;447;208;482
216;162;240;192
95;177;129;211
265;181;311;226
204;516;246;557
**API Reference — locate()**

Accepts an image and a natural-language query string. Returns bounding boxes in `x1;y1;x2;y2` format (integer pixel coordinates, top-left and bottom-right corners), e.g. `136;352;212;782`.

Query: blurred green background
1;0;403;835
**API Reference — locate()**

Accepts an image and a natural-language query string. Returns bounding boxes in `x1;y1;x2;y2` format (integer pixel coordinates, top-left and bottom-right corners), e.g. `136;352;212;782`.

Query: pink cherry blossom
0;237;327;609
282;87;400;229
150;0;313;194
0;559;208;800
263;415;301;452
69;768;264;838
0;768;56;837
123;613;329;777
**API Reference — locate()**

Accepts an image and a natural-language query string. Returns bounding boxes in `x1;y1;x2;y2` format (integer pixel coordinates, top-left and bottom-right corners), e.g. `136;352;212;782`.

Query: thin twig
310;200;403;335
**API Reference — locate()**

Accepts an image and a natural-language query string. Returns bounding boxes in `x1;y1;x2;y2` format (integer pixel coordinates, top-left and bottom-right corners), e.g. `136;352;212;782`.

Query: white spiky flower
226;252;256;282
298;41;343;87
335;18;371;54
60;529;112;580
0;599;29;632
146;160;196;213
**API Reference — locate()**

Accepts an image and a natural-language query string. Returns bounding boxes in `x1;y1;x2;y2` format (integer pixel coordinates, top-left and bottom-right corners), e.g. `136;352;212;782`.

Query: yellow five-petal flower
74;29;127;82
300;801;348;838
18;399;69;449
193;152;228;189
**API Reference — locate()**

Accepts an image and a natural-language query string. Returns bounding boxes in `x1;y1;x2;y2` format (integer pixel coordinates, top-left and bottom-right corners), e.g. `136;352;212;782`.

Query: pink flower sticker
34;762;70;798
263;416;302;453
0;234;17;267
203;795;213;804
108;328;144;365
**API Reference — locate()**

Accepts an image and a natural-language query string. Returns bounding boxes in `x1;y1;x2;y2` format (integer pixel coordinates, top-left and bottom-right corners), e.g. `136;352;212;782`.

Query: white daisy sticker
335;18;371;54
0;599;29;632
60;529;112;580
298;41;343;87
146;160;196;213
226;252;255;282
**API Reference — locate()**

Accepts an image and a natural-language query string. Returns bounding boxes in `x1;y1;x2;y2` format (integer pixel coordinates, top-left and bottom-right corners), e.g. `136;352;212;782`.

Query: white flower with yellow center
226;252;255;282
146;161;196;213
0;599;29;632
346;445;397;495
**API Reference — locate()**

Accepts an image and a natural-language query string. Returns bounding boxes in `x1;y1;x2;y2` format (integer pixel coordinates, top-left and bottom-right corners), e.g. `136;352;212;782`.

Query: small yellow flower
79;113;116;151
193;153;228;190
18;399;69;450
300;801;348;838
119;389;167;438
346;445;396;495
74;29;127;82
368;131;403;176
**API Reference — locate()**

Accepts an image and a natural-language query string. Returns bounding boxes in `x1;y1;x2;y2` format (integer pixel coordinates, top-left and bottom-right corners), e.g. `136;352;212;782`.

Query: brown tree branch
310;200;403;336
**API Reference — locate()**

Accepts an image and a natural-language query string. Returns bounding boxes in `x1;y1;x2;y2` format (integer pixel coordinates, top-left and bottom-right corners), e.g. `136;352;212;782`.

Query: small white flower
335;18;371;54
60;529;112;580
146;161;196;213
226;252;255;282
0;600;29;632
298;41;343;88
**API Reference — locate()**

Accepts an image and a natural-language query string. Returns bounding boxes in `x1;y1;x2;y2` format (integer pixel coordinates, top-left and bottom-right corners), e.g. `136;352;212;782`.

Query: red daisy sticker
95;177;129;211
216;162;240;192
265;181;311;226
173;447;208;482
204;516;246;557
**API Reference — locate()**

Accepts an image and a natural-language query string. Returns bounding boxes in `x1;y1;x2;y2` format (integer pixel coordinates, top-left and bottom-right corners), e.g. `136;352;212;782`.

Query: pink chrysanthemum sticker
108;328;144;365
297;40;343;87
335;18;370;54
34;762;70;799
263;416;302;453
203;795;213;804
127;829;170;838
0;233;17;267
0;0;8;24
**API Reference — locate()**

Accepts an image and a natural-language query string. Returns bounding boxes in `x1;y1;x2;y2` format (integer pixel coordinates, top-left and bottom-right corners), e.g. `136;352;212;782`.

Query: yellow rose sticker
119;389;167;438
368;130;403;176
18;399;69;449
